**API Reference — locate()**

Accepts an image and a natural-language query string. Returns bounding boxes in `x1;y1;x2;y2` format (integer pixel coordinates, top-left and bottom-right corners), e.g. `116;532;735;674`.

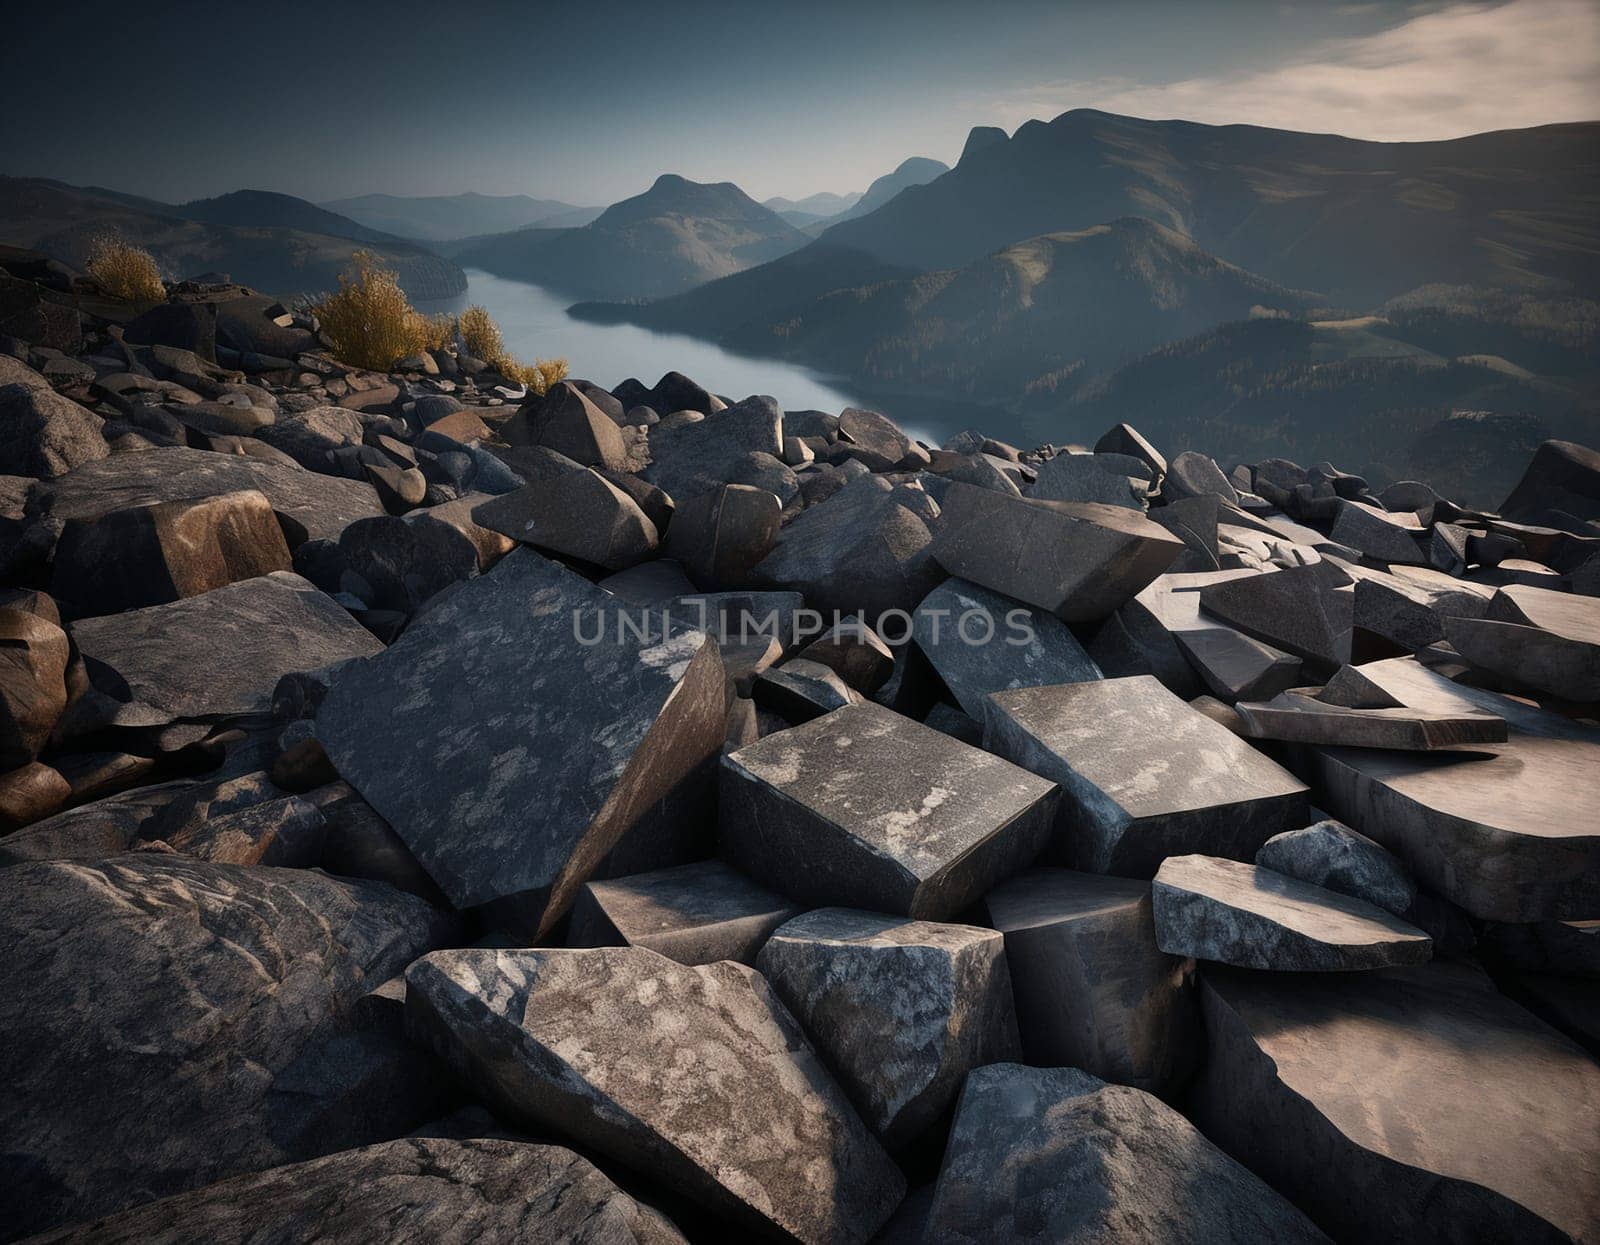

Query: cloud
979;0;1600;141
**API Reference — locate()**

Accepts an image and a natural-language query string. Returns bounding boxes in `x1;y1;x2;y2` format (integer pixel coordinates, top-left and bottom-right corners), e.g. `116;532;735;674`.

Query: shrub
501;355;570;396
312;251;432;371
458;304;567;394
85;234;165;303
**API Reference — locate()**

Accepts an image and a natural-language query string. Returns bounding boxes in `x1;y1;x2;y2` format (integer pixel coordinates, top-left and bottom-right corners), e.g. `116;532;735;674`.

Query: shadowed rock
1152;854;1432;971
1500;439;1600;524
1480;918;1600;978
721;700;1059;919
666;483;781;587
317;550;726;936
504;381;630;470
641;395;786;502
0;380;107;477
756;908;1021;1149
1198;565;1350;671
925;1064;1328;1245
982;675;1307;876
1194;961;1600;1243
836;406;911;471
1445;584;1600;701
567;859;801;965
405;946;905;1244
1029;451;1151;509
751;657;862;722
1329;499;1426;564
796;615;894;692
0;605;69;768
473;470;659;571
1232;688;1507;750
22;1137;688;1245
983;868;1197;1095
1256;820;1416;916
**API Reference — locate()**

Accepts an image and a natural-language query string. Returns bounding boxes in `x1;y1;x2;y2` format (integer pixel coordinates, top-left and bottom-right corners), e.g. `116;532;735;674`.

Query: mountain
319;191;601;241
821;156;949;227
0;176;466;300
816;111;1600;307
763;190;862;227
452;174;811;301
178;190;407;245
581;217;1314;400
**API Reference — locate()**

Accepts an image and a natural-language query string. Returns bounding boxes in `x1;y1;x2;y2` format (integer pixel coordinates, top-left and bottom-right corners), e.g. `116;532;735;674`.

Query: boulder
503;381;630;471
1094;422;1166;483
1198;565;1351;671
751;657;862;722
1256;820;1417;916
982;675;1308;876
910;577;1101;719
641;395;784;502
1500;439;1600;524
256;404;366;473
665;483;781;587
316;550;726;936
0;855;451;1239
1162;451;1239;506
23;1137;687;1245
329;513;481;614
1446;584;1600;701
0;381;107;478
567;858;801;965
795;615;894;692
757;909;1021;1149
931;482;1183;621
925;1064;1328;1245
70;572;382;722
0;606;69;769
835;406;911;471
1231;688;1507;750
0;760;70;831
1329;499;1427;564
50;489;292;617
1029;451;1149;509
473;471;659;571
983;868;1198;1095
721;700;1058;918
1195;961;1600;1243
405;946;905;1243
405;492;514;571
1152;854;1432;970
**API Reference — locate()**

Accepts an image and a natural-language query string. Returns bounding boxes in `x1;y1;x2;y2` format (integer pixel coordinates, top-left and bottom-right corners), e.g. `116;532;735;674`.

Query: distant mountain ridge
452;174;810;301
820;156;950;227
320;191;601;241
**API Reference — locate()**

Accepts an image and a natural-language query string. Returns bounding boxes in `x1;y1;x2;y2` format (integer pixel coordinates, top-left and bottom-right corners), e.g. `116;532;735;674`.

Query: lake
418;270;1002;447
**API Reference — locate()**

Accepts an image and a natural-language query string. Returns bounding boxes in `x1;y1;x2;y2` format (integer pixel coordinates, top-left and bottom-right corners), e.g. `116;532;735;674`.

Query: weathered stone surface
911;578;1101;719
1446;584;1600;701
641;395;785;502
0;760;69;830
1162;450;1240;506
753;475;941;618
154;792;326;866
1232;688;1507;749
1094;422;1166;484
926;1064;1328;1245
405;946;905;1244
1171;625;1302;701
1303;656;1600;920
406;492;514;571
50;488;292;617
1153;854;1431;970
26;446;385;548
1029;451;1149;509
796;615;894;692
723;700;1057;918
473;471;659;571
835;406;912;471
0;605;69;769
932;481;1183;621
567;858;801;965
0;380;107;478
1500;438;1600;524
983;675;1307;876
317;550;726;935
1480;918;1600;978
751;657;861;722
505;381;630;470
1350;568;1490;654
1256;819;1417;916
756;909;1021;1149
983;868;1197;1095
256;404;364;472
1195;961;1600;1244
1329;499;1427;564
666;483;780;587
324;513;481;615
24;1136;687;1245
70;572;380;722
0;855;451;1239
1198;564;1350;670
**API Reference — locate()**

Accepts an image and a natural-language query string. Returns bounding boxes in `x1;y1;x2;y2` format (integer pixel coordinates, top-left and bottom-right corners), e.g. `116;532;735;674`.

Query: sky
2;0;1596;208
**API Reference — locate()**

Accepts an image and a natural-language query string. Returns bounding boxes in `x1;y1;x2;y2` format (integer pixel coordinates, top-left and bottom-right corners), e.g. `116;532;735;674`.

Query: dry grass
85;234;165;303
312;252;435;370
458;304;567;394
499;355;570;395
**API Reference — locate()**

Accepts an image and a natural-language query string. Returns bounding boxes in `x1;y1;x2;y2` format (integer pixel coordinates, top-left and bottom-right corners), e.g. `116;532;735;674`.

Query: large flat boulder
0;856;452;1239
925;1064;1328;1245
982;675;1308;876
721;700;1059;919
1303;656;1600;920
70;571;382;722
1194;961;1600;1243
0;381;107;478
317;550;726;936
472;470;659;571
405;946;905;1244
983;868;1197;1096
756;909;1021;1149
1152;854;1432;971
1198;564;1351;672
1500;438;1600;524
1445;583;1600;701
931;482;1183;621
25;1137;686;1244
1231;688;1507;750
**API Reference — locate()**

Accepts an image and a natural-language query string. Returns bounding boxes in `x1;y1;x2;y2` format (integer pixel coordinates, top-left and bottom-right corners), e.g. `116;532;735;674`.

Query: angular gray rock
405;946;905;1244
504;381;630;471
983;868;1197;1095
796;615;895;692
932;482;1183;620
0;380;107;477
1231;688;1507;750
317;550;726;936
71;572;382;721
925;1064;1328;1245
751;656;862;722
1094;422;1166;485
1195;961;1600;1243
473;470;659;571
911;578;1101;719
1256;819;1417;916
982;675;1308;876
1500;438;1600;524
1029;451;1150;509
0;855;451;1239
1329;499;1427;564
1304;656;1600;920
1198;564;1350;671
256;404;365;473
756;908;1021;1149
23;1137;688;1245
567;858;801;965
0;604;69;769
722;700;1058;918
836;406;912;471
665;483;781;587
1446;583;1600;701
641;395;785;502
1480;918;1600;978
1152;854;1432;970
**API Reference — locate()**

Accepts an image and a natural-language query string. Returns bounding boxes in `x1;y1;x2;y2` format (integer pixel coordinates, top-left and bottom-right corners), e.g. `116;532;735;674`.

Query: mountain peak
959;126;1008;163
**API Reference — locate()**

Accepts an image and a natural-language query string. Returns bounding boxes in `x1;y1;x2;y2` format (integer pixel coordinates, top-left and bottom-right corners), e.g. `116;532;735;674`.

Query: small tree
85;233;165;303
